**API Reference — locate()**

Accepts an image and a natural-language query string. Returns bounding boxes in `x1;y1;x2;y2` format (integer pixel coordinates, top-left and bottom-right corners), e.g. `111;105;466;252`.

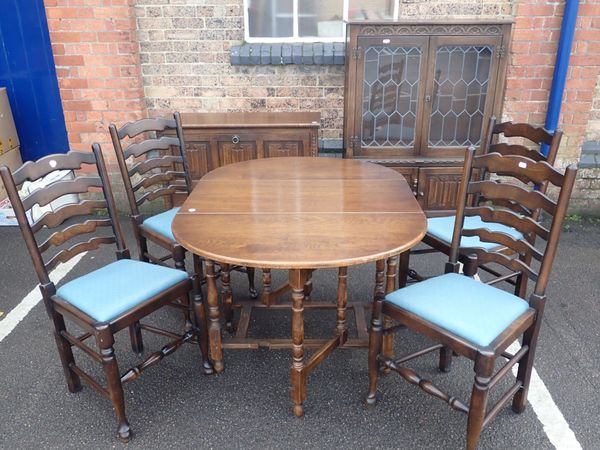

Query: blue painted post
542;0;579;156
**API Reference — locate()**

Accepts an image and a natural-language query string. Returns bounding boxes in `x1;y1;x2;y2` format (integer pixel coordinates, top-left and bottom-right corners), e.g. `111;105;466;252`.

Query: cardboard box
0;195;32;226
0;87;20;155
0;146;23;201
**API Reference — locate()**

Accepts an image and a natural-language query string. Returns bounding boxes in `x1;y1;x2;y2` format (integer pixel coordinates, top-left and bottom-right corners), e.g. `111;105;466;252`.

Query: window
244;0;400;43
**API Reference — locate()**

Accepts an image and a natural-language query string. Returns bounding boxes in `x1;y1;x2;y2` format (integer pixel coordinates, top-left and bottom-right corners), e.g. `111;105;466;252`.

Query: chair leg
439;346;453;372
366;295;384;405
97;326;130;442
246;267;258;299
512;324;542;413
304;271;313;301
51;312;82;393
514;273;528;299
128;322;144;355
261;269;272;305
191;277;214;375
138;235;149;263
173;245;186;272
466;354;494;450
382;256;398;360
463;255;478;277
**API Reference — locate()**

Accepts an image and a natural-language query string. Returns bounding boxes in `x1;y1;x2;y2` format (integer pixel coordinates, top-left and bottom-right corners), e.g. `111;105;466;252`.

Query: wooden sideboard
176;112;320;184
343;20;512;214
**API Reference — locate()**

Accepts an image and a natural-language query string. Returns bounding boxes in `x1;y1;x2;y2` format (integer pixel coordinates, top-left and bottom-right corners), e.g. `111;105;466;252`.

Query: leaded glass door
419;35;502;157
353;35;428;157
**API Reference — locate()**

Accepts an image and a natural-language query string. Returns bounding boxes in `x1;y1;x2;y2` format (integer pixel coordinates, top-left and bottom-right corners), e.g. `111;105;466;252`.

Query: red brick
51;31;82;42
54;55;84;66
579;4;600;16
517;3;558;17
51;43;65;55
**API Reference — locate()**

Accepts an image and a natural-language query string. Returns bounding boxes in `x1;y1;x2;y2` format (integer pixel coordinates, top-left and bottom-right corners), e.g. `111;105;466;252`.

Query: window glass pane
348;0;394;20
247;0;293;38
298;0;344;38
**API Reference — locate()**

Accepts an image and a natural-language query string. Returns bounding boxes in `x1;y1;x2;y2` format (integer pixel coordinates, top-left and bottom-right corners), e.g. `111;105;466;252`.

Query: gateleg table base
203;256;403;415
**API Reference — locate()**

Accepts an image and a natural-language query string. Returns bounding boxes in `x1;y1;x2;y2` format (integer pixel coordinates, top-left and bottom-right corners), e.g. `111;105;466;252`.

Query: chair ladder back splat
1;150;123;279
411;117;564;294
110;113;192;219
454;149;576;290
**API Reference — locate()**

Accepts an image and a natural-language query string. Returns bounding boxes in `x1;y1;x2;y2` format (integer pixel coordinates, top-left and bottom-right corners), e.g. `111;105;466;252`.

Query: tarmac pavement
0;218;598;449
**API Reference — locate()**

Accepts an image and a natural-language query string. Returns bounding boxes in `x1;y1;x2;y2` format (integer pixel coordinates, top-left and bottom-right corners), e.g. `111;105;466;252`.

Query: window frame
243;0;402;43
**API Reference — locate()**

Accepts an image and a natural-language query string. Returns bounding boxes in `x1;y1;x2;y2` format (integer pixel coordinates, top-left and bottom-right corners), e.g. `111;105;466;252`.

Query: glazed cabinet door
416;166;463;212
419;35;503;158
350;35;429;158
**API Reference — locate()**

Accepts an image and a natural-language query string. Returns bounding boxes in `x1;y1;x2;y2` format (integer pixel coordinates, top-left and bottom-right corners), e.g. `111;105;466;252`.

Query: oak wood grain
172;157;427;269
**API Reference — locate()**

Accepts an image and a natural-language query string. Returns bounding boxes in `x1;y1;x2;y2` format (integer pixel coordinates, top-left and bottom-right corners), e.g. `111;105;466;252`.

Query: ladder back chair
367;147;577;449
109;113;257;298
410;118;563;297
0;145;212;441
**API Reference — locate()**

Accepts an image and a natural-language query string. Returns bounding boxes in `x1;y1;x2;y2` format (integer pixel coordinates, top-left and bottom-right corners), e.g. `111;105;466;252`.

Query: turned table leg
336;267;348;342
382;255;398;359
220;263;233;332
289;268;310;417
205;260;224;373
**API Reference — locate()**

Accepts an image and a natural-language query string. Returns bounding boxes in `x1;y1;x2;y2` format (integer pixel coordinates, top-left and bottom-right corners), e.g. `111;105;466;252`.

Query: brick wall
135;0;512;141
44;0;146;168
501;0;600;212
588;73;600;140
135;1;344;139
42;0;600;213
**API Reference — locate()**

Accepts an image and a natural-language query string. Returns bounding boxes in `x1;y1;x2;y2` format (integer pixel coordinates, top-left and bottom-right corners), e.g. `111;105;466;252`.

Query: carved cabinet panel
417;167;463;211
264;141;303;157
185;141;211;183
175;112;320;182
215;140;258;166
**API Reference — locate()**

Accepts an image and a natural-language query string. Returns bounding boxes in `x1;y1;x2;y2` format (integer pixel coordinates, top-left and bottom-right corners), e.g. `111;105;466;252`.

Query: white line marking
507;341;582;450
0;253;86;343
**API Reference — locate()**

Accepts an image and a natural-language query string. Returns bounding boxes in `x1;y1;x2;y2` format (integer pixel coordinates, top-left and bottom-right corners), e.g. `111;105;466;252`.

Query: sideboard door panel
417;166;463;211
214;139;258;167
263;140;304;157
185;141;211;184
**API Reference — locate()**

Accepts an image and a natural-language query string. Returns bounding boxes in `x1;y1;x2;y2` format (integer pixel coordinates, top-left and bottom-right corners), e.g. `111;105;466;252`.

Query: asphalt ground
0;218;598;449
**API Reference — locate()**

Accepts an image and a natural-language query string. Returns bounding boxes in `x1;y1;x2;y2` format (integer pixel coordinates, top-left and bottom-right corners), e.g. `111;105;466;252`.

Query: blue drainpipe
542;0;579;156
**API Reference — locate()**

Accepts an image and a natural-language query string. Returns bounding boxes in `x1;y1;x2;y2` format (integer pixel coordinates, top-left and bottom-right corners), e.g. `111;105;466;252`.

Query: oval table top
172;157;427;269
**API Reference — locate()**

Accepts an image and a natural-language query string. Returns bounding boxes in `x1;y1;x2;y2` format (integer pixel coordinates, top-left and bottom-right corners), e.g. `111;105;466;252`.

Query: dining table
172;156;427;416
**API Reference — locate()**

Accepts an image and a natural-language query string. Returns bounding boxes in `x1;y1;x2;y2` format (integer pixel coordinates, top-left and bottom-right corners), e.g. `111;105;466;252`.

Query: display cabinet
344;20;512;213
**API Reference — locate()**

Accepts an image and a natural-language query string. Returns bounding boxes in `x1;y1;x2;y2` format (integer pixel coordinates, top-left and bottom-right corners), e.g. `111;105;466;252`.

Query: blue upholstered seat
427;215;523;250
142;207;180;241
56;259;189;323
385;273;530;347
